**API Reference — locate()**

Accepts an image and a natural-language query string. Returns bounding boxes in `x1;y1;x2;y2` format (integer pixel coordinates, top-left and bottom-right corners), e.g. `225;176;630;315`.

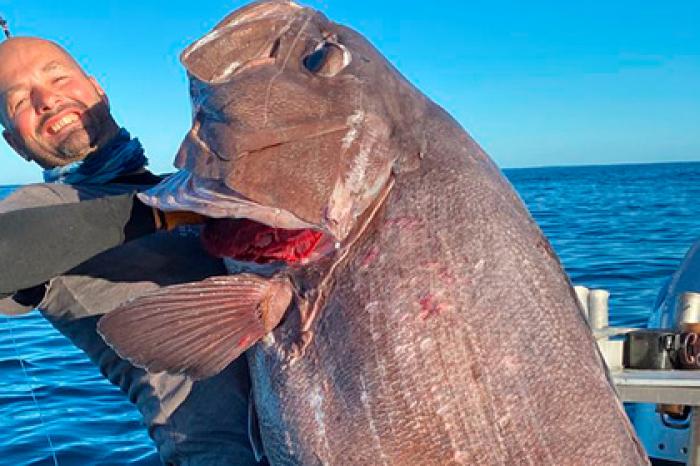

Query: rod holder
574;285;590;320
677;292;700;326
588;289;610;331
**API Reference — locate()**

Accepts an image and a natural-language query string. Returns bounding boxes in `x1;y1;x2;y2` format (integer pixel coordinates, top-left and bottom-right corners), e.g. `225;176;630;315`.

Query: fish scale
248;122;646;463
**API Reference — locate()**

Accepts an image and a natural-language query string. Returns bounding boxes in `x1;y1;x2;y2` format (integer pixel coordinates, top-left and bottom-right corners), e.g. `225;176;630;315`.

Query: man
0;37;260;465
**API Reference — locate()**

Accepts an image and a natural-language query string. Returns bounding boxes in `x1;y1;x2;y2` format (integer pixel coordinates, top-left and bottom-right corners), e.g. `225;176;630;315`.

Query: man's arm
0;193;206;297
0;184;82;312
0;193;157;297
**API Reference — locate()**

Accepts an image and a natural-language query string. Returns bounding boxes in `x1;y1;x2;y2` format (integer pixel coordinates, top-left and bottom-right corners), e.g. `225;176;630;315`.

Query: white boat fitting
577;239;700;465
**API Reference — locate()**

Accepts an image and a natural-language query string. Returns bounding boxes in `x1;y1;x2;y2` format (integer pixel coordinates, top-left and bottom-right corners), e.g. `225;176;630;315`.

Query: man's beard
40;101;112;161
55;127;95;160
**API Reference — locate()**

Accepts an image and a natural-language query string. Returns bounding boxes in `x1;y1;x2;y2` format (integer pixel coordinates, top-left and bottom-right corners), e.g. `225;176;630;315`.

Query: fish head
143;0;417;246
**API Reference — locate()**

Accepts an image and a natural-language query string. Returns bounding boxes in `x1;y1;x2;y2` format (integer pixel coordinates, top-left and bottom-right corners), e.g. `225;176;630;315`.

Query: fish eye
302;41;351;77
303;46;328;73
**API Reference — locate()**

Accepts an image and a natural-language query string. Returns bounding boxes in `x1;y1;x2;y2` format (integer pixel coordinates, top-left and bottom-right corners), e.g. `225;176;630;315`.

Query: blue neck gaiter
43;128;148;185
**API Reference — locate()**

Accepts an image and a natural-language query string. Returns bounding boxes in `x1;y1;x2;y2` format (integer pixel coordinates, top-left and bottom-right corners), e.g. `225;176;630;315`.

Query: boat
581;238;700;465
631;239;700;465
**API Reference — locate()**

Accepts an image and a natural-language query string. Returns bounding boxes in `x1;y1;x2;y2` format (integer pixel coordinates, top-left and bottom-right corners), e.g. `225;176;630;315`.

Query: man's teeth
49;114;79;134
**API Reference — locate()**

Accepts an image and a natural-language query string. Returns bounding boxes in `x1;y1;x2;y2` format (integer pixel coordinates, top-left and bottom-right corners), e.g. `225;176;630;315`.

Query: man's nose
31;85;62;113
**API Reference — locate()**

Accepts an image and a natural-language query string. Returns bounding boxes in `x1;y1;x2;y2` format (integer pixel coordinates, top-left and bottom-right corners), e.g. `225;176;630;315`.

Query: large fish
98;1;648;464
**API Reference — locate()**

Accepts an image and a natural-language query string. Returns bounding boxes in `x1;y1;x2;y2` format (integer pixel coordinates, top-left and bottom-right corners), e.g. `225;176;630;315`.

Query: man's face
0;38;118;168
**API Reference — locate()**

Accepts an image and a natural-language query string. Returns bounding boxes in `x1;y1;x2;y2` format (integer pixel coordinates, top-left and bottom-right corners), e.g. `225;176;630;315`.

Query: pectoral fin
97;274;292;380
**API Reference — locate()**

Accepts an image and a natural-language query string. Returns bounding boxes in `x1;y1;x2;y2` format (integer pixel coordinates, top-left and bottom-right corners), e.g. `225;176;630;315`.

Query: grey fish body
108;1;649;463
246;104;646;465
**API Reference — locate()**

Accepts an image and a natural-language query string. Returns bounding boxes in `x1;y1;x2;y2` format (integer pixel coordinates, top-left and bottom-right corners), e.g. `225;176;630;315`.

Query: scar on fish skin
536;237;558;261
419;293;445;320
360;245;380;268
437;267;456;285
424;261;457;285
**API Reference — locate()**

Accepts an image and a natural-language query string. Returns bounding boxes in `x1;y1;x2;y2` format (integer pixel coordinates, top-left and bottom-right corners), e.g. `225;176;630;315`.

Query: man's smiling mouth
46;113;80;135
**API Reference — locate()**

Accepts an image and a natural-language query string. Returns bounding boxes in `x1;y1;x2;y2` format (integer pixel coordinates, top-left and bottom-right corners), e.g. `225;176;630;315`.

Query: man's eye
13;97;28;112
53;76;69;85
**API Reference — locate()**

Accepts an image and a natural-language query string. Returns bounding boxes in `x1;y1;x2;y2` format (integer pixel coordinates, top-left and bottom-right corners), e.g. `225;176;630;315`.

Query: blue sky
0;0;698;184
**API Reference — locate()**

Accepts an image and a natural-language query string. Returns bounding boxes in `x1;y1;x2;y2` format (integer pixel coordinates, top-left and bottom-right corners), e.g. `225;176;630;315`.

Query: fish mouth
201;217;333;265
186;115;352;163
139;170;317;229
138;170;336;265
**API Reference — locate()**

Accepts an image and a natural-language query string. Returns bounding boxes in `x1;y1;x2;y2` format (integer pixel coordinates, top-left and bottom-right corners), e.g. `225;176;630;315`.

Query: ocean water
1;161;699;464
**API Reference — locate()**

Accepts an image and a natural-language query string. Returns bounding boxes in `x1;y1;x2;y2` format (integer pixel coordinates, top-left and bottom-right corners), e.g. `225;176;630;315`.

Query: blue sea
1;161;700;464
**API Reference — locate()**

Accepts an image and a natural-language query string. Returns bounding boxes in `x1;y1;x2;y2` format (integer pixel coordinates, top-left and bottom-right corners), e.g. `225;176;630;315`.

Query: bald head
0;36;119;168
0;37;84;73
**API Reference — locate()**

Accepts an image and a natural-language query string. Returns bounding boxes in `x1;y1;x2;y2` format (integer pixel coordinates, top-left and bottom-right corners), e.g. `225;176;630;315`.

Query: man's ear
3;129;31;161
89;76;110;108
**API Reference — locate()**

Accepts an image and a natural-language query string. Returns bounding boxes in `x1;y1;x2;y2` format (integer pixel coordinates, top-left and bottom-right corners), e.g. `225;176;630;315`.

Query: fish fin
97;274;292;380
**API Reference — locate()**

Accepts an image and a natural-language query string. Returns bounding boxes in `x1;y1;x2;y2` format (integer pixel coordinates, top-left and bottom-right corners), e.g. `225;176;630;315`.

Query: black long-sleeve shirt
0;192;160;298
